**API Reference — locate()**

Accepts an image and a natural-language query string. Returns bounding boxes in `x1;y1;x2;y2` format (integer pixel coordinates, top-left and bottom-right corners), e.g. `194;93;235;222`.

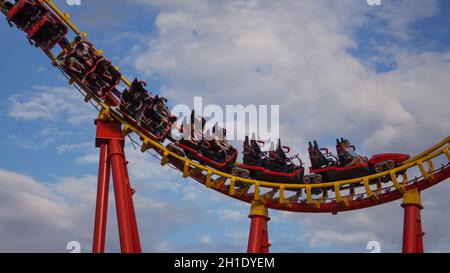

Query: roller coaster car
61;37;102;79
176;124;238;173
27;12;67;50
140;95;177;139
6;0;48;32
83;59;121;99
236;137;304;184
120;78;152;120
307;139;410;183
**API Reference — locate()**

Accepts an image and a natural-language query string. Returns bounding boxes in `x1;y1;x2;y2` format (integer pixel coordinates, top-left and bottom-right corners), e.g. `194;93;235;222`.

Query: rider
74;37;97;67
64;37;99;76
32;28;53;49
340;139;368;167
189;111;205;143
63;49;87;76
3;1;13;12
213;127;231;158
7;0;45;31
86;72;110;97
96;61;114;83
189;121;203;144
64;55;85;76
152;96;172;130
30;15;66;49
121;78;151;120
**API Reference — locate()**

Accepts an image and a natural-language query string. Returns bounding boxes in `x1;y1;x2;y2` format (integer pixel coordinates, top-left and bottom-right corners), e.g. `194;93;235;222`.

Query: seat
85;72;109;96
308;140;337;169
141;95;176;137
275;139;287;162
243;136;266;166
83;60;121;98
149;96;168;122
266;139;291;172
60;37;96;78
211;126;231;157
28;13;67;50
121;78;152;119
7;0;48;32
250;139;262;156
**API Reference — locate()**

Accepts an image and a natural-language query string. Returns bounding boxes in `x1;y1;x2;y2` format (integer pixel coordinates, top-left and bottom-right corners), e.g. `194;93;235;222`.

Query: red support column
416;212;424;253
109;139;135;253
260;220;270;253
248;215;264;253
247;200;271;253
92;118;141;253
92;143;110;253
123;154;142;253
402;188;424;253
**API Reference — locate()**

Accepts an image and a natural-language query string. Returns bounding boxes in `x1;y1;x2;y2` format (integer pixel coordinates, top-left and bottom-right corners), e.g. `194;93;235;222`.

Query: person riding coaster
120;78;152;121
337;138;368;167
185;116;234;162
85;72;109;95
83;59;121;98
5;0;48;32
140;95;177;137
61;36;102;78
27;12;67;50
210;126;234;162
74;36;101;67
179;110;205;146
175;113;238;170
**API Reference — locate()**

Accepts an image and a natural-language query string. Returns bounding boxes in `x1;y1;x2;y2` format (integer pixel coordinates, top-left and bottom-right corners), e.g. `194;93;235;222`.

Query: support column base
247;201;271;253
402;188;424;253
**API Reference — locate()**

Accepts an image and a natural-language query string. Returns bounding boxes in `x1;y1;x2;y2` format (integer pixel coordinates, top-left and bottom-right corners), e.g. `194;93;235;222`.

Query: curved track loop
3;1;450;214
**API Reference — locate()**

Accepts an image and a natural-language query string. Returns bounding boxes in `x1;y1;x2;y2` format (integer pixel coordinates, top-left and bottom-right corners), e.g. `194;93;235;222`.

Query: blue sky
0;0;449;253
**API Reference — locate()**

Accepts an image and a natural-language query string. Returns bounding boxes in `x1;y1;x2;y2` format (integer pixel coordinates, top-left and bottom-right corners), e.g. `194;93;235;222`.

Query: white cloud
199;235;214;245
368;0;439;40
307;230;376;248
276;204;401;252
76;152;99;164
0;169;201;252
214;209;246;221
57;142;92;153
124;142;180;182
8;85;97;125
0;169;93;252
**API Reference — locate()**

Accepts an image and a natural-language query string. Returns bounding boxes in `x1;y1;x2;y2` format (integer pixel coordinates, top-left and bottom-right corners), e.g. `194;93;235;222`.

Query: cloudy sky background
0;0;449;252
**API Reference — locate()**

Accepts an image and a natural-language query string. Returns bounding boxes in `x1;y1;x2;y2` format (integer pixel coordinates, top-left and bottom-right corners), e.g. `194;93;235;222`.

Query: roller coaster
1;0;449;253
